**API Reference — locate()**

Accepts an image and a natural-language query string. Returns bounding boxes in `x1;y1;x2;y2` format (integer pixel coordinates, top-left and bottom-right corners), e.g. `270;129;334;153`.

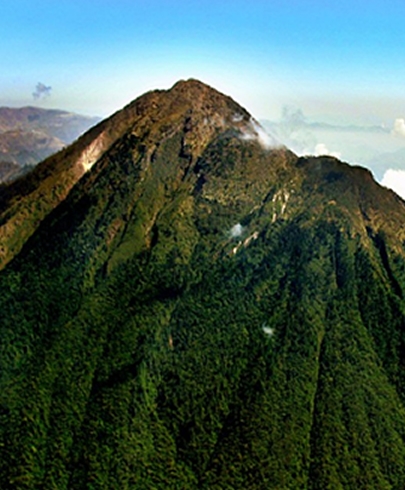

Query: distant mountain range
261;111;405;182
2;80;405;488
0;106;100;182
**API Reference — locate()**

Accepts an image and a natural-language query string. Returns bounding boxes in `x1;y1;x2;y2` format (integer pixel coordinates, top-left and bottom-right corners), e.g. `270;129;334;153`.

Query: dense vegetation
2;80;405;489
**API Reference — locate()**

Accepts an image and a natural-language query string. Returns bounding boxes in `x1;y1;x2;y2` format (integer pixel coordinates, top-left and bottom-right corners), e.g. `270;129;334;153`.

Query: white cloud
239;118;279;150
392;118;405;138
381;169;405;199
262;324;274;337
230;223;243;238
314;143;341;159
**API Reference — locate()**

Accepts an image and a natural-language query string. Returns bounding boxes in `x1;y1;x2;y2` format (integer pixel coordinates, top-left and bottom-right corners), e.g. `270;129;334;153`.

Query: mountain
2;79;405;489
0;107;100;182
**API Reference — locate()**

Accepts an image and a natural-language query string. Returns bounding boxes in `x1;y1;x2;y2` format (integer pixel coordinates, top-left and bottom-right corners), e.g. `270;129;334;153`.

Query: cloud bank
314;143;341;159
381;169;405;200
392;118;405;138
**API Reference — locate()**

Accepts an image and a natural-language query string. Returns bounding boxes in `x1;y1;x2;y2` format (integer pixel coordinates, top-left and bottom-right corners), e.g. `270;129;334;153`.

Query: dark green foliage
3;211;405;489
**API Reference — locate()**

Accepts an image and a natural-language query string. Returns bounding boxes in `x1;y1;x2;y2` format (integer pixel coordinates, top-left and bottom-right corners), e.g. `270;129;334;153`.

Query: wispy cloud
229;223;243;238
239;118;279;150
32;82;52;100
262;106;315;156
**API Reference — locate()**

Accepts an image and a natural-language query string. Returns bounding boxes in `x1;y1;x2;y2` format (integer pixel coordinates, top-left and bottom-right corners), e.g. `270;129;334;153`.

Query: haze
2;0;405;194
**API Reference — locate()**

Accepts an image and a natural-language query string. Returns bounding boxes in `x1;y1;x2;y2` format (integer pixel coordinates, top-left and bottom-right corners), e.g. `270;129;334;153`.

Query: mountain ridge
0;79;286;270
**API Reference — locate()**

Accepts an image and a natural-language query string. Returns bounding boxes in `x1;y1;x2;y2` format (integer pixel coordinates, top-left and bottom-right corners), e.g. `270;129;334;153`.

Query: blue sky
2;0;405;124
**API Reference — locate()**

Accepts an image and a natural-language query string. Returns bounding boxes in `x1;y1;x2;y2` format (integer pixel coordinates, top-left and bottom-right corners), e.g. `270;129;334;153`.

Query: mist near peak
261;106;405;188
238;118;280;150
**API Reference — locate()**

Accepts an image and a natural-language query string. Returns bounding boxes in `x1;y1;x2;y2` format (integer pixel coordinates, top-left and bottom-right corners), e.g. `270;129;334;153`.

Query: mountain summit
2;80;405;489
0;79;282;270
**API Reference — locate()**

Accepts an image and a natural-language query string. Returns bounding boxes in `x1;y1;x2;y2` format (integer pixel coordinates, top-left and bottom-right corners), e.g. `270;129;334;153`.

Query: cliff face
1;80;405;489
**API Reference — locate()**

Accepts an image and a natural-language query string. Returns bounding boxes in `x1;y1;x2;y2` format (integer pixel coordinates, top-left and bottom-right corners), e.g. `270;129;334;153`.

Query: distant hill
0;106;100;182
2;80;405;489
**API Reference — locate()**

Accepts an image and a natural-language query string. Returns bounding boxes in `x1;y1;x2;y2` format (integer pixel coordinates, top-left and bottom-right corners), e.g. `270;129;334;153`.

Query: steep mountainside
0;107;100;182
2;80;405;489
